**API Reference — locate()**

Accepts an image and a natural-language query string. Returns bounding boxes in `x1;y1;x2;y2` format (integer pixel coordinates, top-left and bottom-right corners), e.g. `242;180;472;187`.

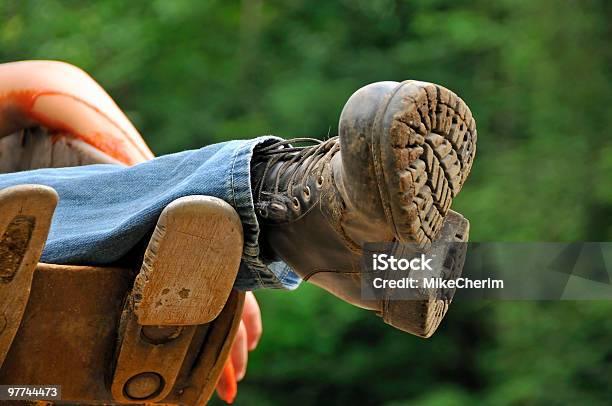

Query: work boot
253;80;477;337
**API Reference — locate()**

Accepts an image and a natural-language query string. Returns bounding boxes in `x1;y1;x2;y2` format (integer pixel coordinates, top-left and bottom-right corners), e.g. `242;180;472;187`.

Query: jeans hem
229;136;302;291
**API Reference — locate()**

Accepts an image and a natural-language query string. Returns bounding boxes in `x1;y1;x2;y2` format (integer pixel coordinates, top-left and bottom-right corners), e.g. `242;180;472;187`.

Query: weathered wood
183;291;245;406
0;263;133;400
0;185;57;366
0;262;245;405
0;128;120;174
111;305;199;402
111;195;244;403
0;128;246;404
134;196;244;326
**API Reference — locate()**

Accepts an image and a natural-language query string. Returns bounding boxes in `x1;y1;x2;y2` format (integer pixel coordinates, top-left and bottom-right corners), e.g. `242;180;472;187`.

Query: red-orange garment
216;359;238;404
0;60;153;165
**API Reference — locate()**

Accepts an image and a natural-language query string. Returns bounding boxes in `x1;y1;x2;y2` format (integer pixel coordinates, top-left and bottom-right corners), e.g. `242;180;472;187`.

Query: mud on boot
253;80;477;337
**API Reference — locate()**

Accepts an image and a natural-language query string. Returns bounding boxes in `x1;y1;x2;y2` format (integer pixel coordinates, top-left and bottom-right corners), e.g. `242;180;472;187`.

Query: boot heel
0;184;57;366
383;210;470;337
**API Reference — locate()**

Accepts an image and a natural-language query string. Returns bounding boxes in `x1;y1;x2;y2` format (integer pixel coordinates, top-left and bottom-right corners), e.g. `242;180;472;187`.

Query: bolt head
124;372;163;400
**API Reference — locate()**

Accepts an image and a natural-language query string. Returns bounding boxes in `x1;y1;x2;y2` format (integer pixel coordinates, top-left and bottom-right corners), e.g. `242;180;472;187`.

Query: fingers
241;292;262;351
230;321;248;382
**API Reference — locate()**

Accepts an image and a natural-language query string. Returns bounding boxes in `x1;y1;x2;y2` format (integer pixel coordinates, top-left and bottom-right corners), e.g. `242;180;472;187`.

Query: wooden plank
111;195;244;403
0;128;121;174
134;195;244;326
0;263;133;401
191;291;245;406
0;185;57;366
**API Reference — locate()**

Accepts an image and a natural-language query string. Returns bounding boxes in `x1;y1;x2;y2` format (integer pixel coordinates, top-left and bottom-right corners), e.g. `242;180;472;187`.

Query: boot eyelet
302;186;311;201
316;175;324;188
259;207;268;218
291;197;301;211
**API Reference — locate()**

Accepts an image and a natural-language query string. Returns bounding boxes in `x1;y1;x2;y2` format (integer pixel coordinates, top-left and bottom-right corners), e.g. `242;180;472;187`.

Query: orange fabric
216;359;238;404
0;61;153;165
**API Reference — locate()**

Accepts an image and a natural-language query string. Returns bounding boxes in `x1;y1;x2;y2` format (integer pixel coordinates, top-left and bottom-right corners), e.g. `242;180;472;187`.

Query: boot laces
255;137;340;205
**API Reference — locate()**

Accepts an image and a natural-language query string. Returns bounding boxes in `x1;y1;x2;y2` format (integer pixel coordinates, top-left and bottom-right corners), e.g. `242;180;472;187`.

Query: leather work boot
253;80;477;337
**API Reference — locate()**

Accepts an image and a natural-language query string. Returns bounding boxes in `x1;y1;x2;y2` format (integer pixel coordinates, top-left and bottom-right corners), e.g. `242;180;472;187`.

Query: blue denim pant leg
0;136;300;291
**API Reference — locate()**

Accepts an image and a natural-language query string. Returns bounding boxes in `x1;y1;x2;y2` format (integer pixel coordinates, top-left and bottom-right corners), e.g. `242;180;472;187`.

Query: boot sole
372;81;476;244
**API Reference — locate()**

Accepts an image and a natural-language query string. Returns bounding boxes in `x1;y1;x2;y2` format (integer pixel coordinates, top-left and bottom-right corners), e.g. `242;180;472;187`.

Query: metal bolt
141;325;183;344
124;372;163;400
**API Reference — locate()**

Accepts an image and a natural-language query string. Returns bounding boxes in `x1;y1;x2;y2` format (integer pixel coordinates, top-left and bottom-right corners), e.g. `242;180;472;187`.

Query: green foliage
2;0;611;404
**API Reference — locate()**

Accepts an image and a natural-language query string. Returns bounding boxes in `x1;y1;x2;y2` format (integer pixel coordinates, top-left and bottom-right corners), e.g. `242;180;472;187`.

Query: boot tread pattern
389;82;476;244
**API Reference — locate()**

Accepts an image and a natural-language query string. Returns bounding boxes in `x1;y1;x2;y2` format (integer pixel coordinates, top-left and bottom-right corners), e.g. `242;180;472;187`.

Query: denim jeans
0;137;300;291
